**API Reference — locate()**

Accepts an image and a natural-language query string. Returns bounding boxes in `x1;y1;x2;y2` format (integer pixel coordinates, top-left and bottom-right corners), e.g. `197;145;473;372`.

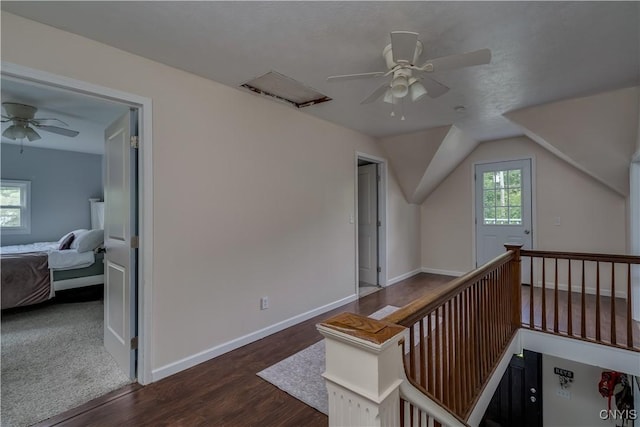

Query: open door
104;109;138;379
358;163;379;285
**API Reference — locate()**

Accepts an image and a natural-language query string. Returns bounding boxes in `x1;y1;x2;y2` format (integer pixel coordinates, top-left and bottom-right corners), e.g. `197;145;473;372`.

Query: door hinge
131;236;139;249
377;220;382;227
377;266;382;273
377;174;381;182
131;336;138;350
130;135;139;149
474;173;477;181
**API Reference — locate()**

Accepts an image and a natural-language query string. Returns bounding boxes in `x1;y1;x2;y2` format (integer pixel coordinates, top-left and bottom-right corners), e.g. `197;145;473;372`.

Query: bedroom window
1;179;31;234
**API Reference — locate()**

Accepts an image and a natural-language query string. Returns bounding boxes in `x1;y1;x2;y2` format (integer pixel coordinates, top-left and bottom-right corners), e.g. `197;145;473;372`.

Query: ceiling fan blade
420;77;450;98
32;117;70;127
327;71;386;82
421;48;491;72
390;31;419;63
360;83;390;104
33;124;79;137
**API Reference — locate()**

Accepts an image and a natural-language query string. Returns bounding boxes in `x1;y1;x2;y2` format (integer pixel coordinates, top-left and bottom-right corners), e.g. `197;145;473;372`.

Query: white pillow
72;229;104;253
58;229;87;246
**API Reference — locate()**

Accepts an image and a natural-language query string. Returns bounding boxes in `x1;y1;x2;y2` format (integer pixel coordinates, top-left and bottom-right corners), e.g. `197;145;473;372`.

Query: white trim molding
421;267;465;277
1;61;155;385
151;293;358;382
387;268;423;286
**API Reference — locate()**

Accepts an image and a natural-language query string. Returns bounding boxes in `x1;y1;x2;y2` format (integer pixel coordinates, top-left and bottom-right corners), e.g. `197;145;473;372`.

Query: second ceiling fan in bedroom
327;31;491;116
1;102;80;142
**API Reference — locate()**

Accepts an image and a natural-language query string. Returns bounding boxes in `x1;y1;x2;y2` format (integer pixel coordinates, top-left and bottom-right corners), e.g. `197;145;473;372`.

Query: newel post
317;312;407;427
505;244;523;328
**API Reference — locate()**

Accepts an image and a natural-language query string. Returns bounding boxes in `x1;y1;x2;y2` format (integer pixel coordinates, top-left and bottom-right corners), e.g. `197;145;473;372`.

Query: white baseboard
421;267;465;277
529;281;627;299
151;293;358;382
386;268;422;286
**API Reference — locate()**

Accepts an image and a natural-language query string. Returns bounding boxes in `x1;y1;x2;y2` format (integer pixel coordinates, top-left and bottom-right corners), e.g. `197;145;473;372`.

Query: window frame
481;168;523;226
1;179;31;235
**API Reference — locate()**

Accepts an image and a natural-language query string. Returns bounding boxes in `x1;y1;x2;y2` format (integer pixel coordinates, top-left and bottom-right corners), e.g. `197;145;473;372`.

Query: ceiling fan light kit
327;31;491;116
2;124;41;142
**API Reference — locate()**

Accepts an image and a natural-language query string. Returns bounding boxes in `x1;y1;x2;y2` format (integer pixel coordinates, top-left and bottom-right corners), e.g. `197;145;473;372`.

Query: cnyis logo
599;409;638;420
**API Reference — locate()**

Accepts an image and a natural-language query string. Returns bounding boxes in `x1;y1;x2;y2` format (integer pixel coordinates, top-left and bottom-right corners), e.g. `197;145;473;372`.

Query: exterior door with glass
475;159;532;269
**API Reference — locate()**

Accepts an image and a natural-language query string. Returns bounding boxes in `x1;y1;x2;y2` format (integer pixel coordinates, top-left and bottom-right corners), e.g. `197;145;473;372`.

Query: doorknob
524;229;530;235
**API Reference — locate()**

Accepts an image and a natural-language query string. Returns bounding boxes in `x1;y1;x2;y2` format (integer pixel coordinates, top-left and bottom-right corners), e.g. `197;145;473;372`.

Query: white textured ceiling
2;2;639;141
1;77;128;154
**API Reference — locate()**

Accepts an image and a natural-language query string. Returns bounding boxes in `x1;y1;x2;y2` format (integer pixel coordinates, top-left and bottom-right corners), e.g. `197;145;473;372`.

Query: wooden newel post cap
318;312;406;345
504;243;523;250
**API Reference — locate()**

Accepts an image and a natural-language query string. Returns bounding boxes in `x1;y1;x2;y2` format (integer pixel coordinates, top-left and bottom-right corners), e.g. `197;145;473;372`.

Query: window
482;169;522;225
1;180;31;234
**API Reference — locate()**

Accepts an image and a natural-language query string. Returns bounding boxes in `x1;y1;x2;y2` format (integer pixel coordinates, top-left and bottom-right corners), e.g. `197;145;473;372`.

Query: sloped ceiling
380;125;478;204
505;86;639;195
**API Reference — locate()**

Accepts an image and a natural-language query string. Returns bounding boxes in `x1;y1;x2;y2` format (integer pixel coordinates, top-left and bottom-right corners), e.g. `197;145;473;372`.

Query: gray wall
1;144;103;245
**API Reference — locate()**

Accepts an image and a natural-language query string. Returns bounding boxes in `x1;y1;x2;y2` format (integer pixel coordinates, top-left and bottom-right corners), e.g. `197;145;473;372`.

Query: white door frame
1;62;154;385
471;157;537;267
630;158;640;320
355;152;388;292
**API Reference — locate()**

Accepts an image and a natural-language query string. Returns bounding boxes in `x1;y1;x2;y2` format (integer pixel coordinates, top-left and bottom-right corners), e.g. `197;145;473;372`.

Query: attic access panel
240;71;331;108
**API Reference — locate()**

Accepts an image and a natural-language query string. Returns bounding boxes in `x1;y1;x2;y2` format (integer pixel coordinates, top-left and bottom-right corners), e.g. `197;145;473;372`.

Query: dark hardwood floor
36;273;453;427
33;274;639;426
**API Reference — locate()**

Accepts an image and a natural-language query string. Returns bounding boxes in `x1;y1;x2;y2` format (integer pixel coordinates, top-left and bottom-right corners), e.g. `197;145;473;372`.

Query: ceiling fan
1;102;80;141
327;31;491;106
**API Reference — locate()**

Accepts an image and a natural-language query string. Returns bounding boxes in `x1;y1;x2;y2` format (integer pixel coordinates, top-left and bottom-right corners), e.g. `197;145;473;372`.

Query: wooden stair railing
318;245;523;427
520;249;640;351
384;244;523;424
317;246;639;427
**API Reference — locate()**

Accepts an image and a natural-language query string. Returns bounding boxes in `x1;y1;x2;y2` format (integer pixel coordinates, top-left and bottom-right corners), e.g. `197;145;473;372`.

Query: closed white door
475;159;532;268
104;110;137;379
358;164;378;285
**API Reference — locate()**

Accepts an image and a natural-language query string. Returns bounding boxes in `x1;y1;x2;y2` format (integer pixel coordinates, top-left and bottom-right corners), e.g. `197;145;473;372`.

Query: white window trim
1;179;31;235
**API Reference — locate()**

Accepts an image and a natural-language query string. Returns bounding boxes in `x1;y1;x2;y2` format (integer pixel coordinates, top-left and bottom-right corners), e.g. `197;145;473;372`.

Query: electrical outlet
556;389;571;399
260;297;269;310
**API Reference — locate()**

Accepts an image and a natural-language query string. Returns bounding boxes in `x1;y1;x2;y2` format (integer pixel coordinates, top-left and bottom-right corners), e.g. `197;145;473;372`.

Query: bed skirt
1;252;51;309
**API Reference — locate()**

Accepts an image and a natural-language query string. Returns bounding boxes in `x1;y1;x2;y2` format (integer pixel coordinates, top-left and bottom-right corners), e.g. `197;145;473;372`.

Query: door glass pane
496;207;508;224
482;168;523;225
483;207;495;224
510;207;522;225
483;172;495;189
0;186;21;206
0;208;21;226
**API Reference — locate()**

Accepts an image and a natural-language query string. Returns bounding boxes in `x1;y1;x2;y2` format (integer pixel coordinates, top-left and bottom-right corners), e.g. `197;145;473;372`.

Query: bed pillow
58;233;75;250
72;229;104;253
58;229;87;247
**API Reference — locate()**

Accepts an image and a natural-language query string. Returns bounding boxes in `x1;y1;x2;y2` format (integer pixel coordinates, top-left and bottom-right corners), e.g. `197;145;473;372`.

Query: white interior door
104;110;137;379
358;163;378;285
476;159;532;271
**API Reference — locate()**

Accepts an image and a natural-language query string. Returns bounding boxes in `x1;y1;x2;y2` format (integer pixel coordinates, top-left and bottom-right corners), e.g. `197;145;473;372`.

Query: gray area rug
1;301;132;427
257;305;399;415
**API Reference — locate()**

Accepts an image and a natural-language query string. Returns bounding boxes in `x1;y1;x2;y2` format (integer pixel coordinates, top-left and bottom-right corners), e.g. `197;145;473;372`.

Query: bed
1;241;105;309
1;200;105;310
